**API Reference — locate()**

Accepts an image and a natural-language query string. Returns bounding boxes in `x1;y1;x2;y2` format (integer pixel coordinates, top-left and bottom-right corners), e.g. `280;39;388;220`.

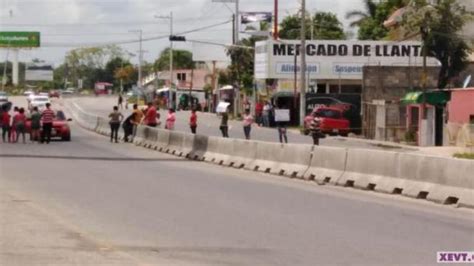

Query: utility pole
1;44;10;91
274;0;278;39
299;0;307;126
155;12;174;109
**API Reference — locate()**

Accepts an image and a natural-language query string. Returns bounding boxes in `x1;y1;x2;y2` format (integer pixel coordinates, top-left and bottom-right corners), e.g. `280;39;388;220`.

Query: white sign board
216;101;231;113
255;40;440;80
192;42;230;62
274;109;290;122
25;63;54;81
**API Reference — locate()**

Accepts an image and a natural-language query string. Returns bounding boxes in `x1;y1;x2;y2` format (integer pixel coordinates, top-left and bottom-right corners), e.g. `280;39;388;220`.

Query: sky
0;0;365;66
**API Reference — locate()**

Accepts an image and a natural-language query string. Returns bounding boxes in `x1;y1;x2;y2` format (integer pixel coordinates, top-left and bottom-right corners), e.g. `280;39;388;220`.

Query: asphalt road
71;96;416;151
1;98;473;265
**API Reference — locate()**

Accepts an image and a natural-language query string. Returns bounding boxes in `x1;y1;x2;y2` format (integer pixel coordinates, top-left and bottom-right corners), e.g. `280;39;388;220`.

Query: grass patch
453;153;474;160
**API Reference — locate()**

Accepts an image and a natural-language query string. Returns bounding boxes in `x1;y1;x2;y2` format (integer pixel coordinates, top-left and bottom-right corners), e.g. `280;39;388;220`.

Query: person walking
131;103;144;141
108;106;123;143
219;109;229;138
242;110;254;140
1;106;11;143
118;93;124;110
30;106;42;142
189;109;197;134
277;121;288;144
310;117;322;145
255;100;263;126
143;102;158;127
41;103;55;144
13;108;27;143
165;108;176;130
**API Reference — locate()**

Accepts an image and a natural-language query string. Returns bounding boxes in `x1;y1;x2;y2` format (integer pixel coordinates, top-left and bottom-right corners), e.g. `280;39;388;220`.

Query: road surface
1;99;473;265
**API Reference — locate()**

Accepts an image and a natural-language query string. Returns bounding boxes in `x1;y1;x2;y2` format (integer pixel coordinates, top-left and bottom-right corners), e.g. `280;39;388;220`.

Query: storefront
254;40;439;131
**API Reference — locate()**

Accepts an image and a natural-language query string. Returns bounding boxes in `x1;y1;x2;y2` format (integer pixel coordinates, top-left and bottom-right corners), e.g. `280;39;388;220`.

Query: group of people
1;103;56;144
107;100;322;146
108;102;182;143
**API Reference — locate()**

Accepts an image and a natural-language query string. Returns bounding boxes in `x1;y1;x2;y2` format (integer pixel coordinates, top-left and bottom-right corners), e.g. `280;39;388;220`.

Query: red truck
304;107;350;136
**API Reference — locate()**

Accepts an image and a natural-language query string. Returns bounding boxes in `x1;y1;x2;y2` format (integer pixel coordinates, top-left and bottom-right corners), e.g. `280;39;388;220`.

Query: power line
40;19;232;47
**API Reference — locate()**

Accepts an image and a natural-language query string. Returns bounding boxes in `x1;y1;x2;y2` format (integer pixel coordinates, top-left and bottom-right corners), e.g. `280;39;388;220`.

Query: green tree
402;0;473;88
154;48;194;71
279;12;346;40
348;0;407;40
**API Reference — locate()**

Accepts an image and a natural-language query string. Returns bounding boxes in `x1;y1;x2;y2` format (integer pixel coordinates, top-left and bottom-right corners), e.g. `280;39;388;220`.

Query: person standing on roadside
255;100;263;126
41;103;55;144
189;109;197;134
108;106;123;143
262;101;272;127
142;102;158;127
9;106;18;142
122;112;135;143
165;108;176;130
310;117;322;145
118;93;124;110
277;121;288;144
242;109;254;140
13;108;27;143
30;106;42;142
131;103;144;141
219;109;229;138
1;106;11;143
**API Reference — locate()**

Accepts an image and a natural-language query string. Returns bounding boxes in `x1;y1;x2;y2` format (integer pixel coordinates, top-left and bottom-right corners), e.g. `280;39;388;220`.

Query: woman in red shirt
13;108;27;143
189;109;197;134
1;108;11;143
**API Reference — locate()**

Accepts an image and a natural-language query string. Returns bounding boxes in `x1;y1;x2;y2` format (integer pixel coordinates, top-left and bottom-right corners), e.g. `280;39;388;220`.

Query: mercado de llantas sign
254;40;440;80
0;32;40;48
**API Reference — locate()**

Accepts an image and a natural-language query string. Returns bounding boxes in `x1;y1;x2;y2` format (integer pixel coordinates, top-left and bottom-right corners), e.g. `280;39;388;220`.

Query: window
177;73;186;81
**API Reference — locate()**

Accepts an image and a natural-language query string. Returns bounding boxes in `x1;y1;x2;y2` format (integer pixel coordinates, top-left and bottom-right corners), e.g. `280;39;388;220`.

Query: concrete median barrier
278;144;312;178
399;153;474;207
339;149;401;192
187;134;208;161
133;125;146;145
143;127;159;149
203;137;222;163
303;146;347;184
167;131;186;156
153;129;170;151
227;139;257;169
246;142;284;174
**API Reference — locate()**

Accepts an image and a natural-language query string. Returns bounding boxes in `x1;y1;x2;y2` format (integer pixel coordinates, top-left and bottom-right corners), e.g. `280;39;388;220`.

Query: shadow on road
0;154;184;162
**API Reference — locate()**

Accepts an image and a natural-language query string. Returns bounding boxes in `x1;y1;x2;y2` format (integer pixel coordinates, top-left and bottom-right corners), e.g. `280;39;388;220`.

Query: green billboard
0;32;40;48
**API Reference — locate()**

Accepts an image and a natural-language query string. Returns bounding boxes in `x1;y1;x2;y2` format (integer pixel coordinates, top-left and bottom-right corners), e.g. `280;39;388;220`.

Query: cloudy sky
0;0;365;66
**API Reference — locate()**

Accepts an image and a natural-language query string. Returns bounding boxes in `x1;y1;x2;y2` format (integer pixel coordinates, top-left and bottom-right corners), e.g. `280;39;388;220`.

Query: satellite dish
463;75;471;88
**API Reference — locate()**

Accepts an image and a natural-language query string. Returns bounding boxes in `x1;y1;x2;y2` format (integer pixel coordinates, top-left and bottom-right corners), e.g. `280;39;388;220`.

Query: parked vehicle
28;95;51;111
25;110;72;141
0;91;8;103
23;90;35;96
304;107;350;136
49;90;60;98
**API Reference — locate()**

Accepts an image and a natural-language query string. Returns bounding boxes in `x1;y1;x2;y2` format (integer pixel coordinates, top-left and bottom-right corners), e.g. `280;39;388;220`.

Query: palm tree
346;0;378;27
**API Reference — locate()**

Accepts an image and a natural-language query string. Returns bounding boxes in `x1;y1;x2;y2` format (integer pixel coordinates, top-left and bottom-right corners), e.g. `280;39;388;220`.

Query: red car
49;90;60;98
26;110;72;141
304;107;350;136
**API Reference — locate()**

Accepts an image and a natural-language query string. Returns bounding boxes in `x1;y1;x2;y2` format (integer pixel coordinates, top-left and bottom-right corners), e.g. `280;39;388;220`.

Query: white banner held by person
216;101;231;113
274;109;290;122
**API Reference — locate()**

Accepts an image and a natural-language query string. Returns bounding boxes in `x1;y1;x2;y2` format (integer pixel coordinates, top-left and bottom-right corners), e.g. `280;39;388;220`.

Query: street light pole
299;0;307;126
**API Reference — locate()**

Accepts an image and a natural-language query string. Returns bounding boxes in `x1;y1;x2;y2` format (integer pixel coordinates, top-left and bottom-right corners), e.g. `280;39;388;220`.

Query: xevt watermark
438;252;474;263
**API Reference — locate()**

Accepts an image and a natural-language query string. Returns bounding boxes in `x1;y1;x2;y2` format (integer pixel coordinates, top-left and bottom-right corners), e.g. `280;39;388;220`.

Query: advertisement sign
25;63;53;81
0;32;40;48
255;40;440;80
241;12;272;24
